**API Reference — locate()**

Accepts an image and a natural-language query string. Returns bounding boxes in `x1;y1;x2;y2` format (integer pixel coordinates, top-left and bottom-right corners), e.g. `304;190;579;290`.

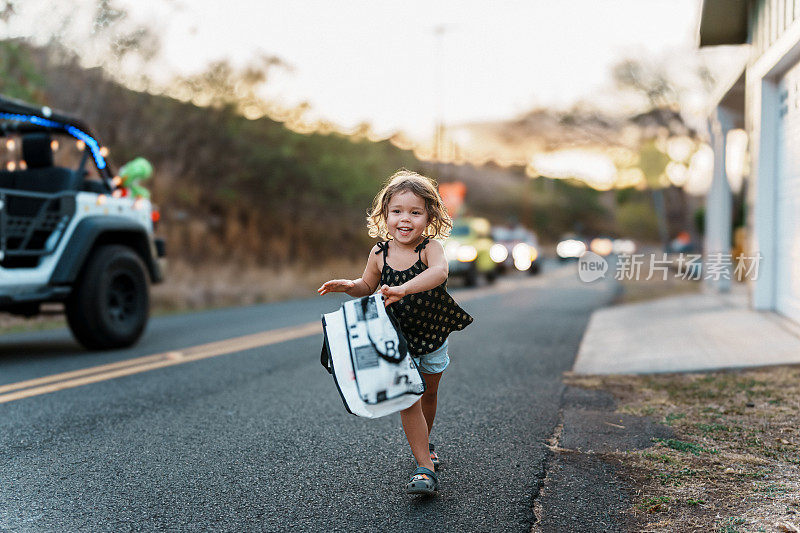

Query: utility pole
434;24;448;179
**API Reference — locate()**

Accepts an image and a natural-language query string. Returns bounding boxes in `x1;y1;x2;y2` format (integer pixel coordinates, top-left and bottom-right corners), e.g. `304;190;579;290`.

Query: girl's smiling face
386;189;429;246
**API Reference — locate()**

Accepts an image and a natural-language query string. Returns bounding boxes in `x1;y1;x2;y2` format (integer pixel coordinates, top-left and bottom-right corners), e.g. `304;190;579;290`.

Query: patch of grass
663;412;686;426
652;437;718;456
638;405;657;417
735;469;771;479
716;516;746;533
685;498;705;506
694;422;733;434
753;482;789;497
637;496;672;513
656;468;701;486
641;451;676;464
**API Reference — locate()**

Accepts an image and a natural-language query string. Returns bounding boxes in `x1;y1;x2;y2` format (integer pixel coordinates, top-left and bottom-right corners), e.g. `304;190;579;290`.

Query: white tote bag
320;294;426;418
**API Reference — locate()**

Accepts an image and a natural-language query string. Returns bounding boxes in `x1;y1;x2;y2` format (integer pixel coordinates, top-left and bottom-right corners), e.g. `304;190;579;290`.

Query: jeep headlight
457;245;478;262
445;242;461;261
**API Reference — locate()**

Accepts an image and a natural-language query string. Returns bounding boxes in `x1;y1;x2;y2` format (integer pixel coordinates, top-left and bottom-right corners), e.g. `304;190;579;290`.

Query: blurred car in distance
491;225;541;275
443;217;498;286
589;237;614;257
556;234;587;261
612;238;637;255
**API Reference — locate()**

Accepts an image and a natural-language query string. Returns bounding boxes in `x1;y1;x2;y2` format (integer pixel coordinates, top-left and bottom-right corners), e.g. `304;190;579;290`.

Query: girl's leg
400;400;435;471
420;371;442;435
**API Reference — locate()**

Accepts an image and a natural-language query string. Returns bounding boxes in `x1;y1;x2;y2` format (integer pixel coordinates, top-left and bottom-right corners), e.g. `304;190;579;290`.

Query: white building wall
742;8;800;320
747;76;779;310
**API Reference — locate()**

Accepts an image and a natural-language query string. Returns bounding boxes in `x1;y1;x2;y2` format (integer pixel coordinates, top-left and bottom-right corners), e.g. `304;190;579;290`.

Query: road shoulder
533;383;674;532
562;369;800;532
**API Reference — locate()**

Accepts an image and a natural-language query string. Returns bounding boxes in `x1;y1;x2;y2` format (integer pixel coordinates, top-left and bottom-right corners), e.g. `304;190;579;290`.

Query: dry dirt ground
562;277;800;532
564;369;800;532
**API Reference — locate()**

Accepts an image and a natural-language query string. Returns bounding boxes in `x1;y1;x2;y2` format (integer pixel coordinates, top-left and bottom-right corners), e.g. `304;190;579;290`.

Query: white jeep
0;95;166;349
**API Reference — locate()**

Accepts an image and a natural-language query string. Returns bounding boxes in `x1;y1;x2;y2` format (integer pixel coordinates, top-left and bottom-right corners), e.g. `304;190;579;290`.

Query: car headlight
612;239;636;255
590;238;613;256
445;242;461;261
514;255;532;271
512;243;530;261
457;245;478;262
490;244;508;263
557;239;586;258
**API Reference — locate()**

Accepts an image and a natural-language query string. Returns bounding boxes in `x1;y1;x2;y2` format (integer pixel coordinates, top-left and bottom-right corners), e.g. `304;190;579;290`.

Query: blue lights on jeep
0;112;107;170
65;126;106;169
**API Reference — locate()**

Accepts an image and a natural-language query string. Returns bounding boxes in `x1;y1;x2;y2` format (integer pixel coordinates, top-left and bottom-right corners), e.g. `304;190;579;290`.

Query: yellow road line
0;322;321;404
0;352;168;394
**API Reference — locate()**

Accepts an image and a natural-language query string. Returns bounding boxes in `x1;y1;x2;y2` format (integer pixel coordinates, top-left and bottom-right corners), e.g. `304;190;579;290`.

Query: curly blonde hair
367;169;453;240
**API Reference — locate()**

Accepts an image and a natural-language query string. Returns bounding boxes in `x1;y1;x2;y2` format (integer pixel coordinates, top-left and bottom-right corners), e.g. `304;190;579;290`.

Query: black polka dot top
376;237;473;356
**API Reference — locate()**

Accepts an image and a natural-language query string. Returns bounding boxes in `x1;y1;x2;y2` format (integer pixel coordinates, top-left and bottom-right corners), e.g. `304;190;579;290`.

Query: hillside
0;41;668;308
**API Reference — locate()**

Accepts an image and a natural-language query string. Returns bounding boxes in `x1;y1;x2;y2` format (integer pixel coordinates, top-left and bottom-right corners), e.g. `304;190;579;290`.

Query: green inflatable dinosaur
118;157;153;199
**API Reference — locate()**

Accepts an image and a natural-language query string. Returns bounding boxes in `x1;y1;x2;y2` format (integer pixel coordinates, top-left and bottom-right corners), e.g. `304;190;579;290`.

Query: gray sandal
406;466;438;495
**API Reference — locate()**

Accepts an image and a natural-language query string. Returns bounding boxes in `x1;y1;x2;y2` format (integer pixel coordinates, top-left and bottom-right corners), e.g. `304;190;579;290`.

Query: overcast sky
10;0;719;139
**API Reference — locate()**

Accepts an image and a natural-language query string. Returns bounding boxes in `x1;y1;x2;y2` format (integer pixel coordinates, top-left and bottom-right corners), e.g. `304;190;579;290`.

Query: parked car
0;95;166;349
443;217;498;286
490;225;542;275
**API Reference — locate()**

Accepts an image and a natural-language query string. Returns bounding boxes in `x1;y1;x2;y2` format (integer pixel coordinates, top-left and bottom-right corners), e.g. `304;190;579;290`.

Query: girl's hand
380;284;407;306
318;279;355;295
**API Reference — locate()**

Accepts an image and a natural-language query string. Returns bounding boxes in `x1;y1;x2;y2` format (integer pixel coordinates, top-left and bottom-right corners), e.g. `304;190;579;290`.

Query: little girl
318;169;473;495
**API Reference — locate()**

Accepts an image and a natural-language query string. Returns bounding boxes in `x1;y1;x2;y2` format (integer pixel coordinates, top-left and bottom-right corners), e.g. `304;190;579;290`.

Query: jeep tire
65;244;150;350
465;266;479;287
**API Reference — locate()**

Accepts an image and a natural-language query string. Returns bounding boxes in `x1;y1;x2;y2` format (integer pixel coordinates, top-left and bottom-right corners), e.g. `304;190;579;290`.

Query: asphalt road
0;261;617;532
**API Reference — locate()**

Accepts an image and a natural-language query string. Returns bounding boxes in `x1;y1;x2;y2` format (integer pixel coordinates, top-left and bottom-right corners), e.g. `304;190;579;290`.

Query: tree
612;57;715;249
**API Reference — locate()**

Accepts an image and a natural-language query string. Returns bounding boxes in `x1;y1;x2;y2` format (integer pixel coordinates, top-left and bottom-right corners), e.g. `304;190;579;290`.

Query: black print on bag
320;298;426;419
354;344;380;370
384;340;397;359
356;296;379;321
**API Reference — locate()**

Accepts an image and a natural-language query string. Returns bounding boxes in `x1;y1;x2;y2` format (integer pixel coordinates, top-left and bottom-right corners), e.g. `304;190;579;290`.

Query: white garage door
777;63;800;324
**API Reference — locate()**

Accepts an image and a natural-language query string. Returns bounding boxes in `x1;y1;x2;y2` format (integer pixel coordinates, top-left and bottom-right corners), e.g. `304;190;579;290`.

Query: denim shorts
413;339;449;374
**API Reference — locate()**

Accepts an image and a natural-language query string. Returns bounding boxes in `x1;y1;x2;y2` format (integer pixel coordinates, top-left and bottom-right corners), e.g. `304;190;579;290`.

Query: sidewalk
572;284;800;374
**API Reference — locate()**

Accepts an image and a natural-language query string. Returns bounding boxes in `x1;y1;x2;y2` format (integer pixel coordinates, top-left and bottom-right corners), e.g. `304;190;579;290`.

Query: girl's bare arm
318;244;382;297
